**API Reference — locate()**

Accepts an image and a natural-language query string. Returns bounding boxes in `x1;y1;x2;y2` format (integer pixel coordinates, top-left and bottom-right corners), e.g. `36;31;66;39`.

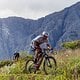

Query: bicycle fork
45;57;52;68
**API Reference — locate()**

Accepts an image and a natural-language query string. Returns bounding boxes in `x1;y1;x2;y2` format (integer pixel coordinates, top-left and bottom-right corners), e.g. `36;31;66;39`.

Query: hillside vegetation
0;40;80;80
62;40;80;49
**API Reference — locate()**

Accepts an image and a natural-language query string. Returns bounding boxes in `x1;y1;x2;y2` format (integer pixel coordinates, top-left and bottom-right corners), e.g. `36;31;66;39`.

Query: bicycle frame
42;49;52;58
38;49;52;66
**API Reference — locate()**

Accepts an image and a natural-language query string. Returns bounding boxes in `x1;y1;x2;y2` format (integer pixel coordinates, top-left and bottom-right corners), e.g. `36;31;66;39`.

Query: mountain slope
0;2;80;59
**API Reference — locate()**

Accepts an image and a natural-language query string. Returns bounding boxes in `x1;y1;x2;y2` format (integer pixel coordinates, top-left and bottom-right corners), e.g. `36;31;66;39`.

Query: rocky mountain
0;2;80;60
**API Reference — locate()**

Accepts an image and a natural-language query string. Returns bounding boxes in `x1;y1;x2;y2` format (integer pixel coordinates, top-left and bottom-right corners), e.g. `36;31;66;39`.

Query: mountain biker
31;31;51;70
13;52;20;61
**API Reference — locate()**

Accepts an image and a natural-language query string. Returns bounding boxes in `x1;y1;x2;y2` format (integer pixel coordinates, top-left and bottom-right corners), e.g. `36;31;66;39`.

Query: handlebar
42;48;53;53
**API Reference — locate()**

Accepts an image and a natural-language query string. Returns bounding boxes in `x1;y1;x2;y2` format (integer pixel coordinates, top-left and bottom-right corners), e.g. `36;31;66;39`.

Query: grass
0;48;80;80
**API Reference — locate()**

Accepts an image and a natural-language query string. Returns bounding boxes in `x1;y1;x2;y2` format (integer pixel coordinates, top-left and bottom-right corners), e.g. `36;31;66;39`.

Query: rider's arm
45;38;51;49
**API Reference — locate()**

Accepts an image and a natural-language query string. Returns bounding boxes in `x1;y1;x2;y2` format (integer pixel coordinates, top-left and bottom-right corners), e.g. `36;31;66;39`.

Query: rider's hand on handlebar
47;47;51;49
47;47;53;54
47;47;53;51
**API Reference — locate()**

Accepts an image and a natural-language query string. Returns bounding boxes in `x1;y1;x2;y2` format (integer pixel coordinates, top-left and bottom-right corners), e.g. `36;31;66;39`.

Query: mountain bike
25;48;57;75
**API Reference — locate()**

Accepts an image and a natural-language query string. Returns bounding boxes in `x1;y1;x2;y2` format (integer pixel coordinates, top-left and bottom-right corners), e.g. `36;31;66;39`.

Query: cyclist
31;31;51;70
13;52;20;61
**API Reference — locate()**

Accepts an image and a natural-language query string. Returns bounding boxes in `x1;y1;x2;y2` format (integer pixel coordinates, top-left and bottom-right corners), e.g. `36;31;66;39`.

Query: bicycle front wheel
43;56;57;75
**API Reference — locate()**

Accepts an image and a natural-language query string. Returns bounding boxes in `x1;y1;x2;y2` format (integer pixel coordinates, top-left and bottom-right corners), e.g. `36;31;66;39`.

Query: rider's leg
34;47;43;70
34;41;40;64
34;50;38;64
36;54;43;70
33;41;43;70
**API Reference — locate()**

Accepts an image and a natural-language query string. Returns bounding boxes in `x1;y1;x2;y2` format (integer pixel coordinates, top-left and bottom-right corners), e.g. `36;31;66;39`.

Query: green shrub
0;60;13;68
62;40;80;49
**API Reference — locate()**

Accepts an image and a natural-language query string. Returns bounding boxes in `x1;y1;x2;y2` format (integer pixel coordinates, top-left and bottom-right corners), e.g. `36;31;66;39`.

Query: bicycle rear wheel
25;60;36;73
43;56;57;75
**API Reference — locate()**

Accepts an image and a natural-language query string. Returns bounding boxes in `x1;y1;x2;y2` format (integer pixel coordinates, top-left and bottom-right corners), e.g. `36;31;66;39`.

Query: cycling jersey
31;34;49;49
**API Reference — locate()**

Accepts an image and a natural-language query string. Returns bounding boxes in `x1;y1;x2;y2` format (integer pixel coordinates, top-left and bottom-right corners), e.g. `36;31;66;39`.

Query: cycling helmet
42;31;49;37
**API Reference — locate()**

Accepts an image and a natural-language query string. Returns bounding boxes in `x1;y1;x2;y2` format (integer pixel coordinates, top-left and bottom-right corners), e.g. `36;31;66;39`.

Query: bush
62;40;80;49
0;60;13;68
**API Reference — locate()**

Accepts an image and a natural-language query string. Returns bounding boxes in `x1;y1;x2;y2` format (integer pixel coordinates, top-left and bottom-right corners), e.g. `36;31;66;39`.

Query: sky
0;0;79;19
